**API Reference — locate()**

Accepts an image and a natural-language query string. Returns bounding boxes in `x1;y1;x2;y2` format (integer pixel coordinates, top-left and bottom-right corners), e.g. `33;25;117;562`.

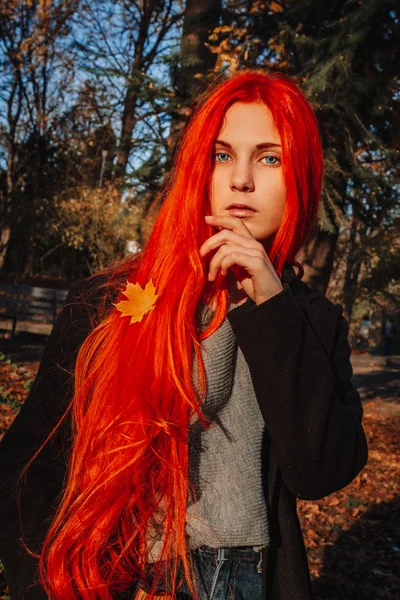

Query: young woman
0;69;368;600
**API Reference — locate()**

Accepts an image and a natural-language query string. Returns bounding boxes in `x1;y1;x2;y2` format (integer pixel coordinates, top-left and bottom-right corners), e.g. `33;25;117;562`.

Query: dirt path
351;353;400;405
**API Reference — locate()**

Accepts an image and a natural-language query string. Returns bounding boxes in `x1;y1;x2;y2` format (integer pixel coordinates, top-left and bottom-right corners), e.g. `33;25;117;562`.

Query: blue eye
262;155;280;165
215;152;230;162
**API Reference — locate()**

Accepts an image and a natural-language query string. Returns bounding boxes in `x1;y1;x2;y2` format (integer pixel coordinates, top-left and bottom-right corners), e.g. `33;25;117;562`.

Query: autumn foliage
114;280;160;325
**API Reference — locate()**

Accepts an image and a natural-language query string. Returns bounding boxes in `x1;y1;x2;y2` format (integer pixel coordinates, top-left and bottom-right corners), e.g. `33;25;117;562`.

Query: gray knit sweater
186;300;269;549
147;300;269;561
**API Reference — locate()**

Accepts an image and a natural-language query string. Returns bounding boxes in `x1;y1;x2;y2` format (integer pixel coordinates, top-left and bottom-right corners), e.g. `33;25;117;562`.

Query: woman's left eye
261;155;280;165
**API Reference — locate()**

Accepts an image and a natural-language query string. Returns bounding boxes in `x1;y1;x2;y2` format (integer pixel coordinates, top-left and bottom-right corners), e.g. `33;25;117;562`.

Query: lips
227;203;256;211
226;203;257;217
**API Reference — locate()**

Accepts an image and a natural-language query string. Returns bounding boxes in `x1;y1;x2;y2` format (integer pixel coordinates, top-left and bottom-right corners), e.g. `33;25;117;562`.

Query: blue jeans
136;545;265;599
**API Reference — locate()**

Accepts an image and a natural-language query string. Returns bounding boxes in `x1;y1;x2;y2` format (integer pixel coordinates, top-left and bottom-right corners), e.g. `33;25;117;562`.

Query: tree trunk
296;228;339;296
166;0;222;169
114;0;164;182
0;227;11;271
114;84;139;183
341;215;363;321
0;139;16;271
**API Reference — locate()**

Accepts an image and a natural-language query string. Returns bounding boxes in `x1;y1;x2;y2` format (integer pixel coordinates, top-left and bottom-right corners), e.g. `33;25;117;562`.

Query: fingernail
205;215;212;220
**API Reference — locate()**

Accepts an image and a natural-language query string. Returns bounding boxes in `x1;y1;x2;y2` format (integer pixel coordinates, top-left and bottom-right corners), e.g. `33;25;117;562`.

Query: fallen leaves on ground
0;361;399;599
298;399;400;599
0;359;38;441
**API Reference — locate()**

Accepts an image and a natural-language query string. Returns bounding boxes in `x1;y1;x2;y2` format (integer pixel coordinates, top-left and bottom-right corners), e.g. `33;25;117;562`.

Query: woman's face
210;101;286;252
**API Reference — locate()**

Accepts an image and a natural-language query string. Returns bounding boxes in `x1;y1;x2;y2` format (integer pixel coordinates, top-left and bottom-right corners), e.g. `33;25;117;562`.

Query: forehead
217;102;280;144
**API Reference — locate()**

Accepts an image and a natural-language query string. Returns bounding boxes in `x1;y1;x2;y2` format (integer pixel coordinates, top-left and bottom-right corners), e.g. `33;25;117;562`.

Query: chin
259;233;276;253
253;227;274;241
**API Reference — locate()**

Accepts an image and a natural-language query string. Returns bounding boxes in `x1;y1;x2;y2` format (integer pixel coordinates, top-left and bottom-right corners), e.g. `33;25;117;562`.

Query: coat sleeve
227;283;368;501
0;280;94;599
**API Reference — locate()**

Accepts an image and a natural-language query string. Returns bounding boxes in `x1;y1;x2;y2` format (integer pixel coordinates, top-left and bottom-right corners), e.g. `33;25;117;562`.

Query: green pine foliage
218;0;399;234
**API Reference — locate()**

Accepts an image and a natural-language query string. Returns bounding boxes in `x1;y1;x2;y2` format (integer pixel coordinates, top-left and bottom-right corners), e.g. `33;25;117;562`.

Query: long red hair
18;69;323;598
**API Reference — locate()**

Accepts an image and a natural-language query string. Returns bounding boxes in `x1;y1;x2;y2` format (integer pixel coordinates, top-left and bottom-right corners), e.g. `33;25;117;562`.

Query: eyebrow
215;139;281;150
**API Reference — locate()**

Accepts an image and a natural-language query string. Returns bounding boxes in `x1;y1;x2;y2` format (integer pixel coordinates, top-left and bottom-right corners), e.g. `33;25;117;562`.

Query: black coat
0;263;368;599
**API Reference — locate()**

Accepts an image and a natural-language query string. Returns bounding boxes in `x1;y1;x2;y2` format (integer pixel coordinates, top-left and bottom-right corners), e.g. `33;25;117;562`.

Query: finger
205;215;254;238
200;229;263;257
220;252;266;279
208;245;263;280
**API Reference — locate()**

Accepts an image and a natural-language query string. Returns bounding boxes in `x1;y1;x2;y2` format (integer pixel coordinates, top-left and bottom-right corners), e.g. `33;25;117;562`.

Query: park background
0;1;399;599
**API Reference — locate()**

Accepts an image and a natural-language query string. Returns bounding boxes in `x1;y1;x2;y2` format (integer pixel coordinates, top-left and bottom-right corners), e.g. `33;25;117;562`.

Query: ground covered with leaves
299;398;400;599
0;355;399;599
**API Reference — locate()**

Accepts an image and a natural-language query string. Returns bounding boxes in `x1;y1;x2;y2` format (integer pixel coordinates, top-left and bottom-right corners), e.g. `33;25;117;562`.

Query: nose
230;161;255;192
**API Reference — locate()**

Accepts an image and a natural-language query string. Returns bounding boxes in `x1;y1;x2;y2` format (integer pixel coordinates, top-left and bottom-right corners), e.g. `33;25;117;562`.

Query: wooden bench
0;284;69;337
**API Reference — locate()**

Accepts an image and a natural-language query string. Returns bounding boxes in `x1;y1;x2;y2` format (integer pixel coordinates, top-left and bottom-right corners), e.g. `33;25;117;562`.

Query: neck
226;271;247;305
206;271;247;312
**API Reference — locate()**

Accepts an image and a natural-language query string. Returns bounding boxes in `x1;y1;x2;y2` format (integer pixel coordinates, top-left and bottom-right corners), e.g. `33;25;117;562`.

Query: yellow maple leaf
113;279;159;324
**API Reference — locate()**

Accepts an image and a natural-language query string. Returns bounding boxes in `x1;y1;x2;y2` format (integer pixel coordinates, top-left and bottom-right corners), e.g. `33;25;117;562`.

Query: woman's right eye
215;152;230;162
